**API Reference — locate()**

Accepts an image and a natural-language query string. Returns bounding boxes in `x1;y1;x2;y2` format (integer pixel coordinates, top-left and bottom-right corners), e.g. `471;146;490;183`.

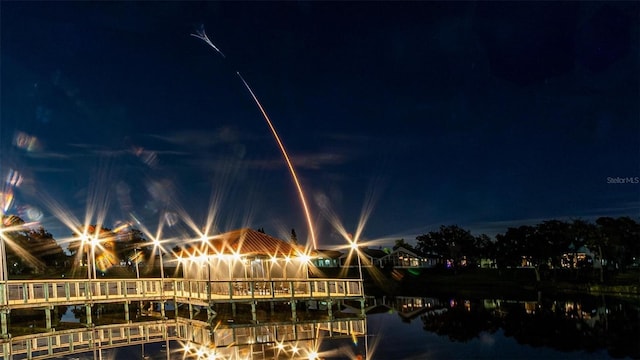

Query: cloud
149;127;241;148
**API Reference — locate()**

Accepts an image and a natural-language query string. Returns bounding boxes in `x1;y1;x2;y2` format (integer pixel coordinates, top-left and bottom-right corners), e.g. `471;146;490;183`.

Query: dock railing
0;277;363;308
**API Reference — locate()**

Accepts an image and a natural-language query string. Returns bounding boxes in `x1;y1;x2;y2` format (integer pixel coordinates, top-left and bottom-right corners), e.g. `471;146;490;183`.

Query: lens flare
13;131;41;152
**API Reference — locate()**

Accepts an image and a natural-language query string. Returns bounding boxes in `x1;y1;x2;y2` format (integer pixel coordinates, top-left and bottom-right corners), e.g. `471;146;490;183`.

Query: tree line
0;214;151;276
396;216;639;282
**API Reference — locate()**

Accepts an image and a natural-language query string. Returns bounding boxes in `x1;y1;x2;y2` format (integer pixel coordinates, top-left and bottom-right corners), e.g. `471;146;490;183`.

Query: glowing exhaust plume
236;72;317;249
191;27;317;249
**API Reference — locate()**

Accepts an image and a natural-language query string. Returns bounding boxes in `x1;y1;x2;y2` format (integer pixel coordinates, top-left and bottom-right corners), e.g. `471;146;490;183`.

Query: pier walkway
0;277;363;308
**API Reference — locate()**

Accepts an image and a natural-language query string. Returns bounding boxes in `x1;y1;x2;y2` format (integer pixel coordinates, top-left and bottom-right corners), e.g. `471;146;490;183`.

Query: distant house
312;249;343;268
378;247;438;268
561;244;594;268
340;247;388;268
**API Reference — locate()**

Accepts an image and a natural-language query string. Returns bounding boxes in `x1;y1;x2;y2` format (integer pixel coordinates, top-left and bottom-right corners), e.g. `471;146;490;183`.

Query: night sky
1;2;638;248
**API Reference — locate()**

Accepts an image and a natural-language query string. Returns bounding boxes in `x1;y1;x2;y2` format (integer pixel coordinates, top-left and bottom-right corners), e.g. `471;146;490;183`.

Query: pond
366;294;639;360
6;293;639;359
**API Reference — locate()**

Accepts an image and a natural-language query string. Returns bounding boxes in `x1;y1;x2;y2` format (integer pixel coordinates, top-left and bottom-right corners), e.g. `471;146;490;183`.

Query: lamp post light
152;239;165;294
133;247;143;315
90;237;98;280
133;248;141;280
200;236;211;300
151;239;166;318
350;241;363;281
0;225;8;309
157;246;165;280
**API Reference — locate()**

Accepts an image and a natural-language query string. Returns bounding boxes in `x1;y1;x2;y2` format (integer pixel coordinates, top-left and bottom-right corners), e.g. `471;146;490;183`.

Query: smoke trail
190;27;225;58
191;27;317;249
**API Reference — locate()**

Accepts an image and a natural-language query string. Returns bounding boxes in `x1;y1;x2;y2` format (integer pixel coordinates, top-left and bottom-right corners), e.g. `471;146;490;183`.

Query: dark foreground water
11;293;639;359
365;294;639;360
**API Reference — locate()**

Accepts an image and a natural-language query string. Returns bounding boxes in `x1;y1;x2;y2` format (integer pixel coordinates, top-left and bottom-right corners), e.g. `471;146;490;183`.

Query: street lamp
90;237;98;280
149;238;165;279
133;248;141;279
350;241;363;281
0;224;8;308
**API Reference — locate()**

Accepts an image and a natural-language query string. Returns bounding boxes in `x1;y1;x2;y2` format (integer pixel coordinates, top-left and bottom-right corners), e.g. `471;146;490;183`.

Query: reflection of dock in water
1;316;366;360
362;296;446;320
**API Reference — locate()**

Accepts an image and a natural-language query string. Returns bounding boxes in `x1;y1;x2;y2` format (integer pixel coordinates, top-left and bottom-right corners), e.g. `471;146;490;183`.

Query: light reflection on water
6;294;638;359
366;294;639;360
368;312;613;360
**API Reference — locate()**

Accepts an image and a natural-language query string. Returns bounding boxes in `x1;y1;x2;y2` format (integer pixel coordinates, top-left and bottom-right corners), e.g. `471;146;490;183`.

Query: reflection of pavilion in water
1;316;366;359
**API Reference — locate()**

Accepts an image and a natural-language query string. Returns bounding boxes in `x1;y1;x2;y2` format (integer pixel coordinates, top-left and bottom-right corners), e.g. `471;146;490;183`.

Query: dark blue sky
1;2;638;248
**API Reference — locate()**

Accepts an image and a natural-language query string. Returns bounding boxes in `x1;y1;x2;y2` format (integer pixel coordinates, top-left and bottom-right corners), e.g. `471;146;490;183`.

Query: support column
251;302;257;322
160;301;166;318
207;306;217;325
232;303;237;317
291;300;297;321
85;304;92;326
1;309;9;337
270;301;275;316
327;300;333;319
189;303;194;319
360;299;366;317
45;307;52;330
124;302;130;322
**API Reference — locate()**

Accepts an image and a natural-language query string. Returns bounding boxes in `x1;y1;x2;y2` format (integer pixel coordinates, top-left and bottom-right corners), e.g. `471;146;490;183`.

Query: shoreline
317;267;640;300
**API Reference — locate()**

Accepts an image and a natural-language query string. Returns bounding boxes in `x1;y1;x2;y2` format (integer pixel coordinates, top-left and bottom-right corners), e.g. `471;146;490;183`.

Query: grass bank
313;266;640;300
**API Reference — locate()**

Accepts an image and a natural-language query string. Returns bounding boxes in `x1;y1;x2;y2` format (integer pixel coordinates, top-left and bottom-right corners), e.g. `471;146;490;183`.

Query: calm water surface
365;294;638;360
13;293;639;359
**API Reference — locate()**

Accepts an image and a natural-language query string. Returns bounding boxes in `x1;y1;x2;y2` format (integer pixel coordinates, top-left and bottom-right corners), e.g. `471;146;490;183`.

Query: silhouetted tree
0;215;66;275
494;226;532;270
416;225;476;268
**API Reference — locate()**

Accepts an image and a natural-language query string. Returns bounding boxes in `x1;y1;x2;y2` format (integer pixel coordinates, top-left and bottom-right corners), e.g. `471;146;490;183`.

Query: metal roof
180;228;311;258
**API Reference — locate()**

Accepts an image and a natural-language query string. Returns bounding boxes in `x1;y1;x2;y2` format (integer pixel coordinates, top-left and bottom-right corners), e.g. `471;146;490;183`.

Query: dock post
251;301;257;322
85;304;92;326
124;302;130;322
45;306;52;330
1;309;9;337
291;300;297;321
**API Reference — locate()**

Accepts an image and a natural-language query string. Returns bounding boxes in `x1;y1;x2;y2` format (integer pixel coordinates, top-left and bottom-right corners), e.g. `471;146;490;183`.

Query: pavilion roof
181;228;312;258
